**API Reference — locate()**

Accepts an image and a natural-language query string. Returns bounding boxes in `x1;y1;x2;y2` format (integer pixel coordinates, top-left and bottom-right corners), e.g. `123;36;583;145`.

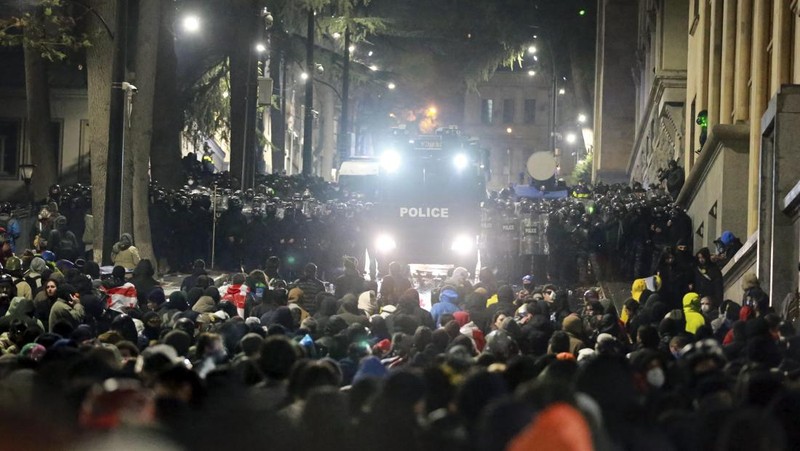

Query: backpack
59;232;75;254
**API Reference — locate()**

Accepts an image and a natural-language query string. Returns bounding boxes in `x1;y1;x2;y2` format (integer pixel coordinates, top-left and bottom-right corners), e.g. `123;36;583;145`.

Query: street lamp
19;164;35;184
527;69;536;77
565;133;577;144
577;113;587;124
255;43;267;53
527;45;537;54
387;82;396;90
506;127;513;134
182;15;201;33
558;88;566;95
19;163;35;206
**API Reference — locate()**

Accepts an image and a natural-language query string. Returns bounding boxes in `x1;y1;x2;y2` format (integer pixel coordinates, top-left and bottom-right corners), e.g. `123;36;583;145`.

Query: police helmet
4;256;21;273
228;196;243;210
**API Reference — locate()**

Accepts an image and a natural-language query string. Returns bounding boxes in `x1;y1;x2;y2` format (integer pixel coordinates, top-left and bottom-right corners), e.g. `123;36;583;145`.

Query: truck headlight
380;150;401;173
453;153;469;171
375;233;397;253
451;234;474;254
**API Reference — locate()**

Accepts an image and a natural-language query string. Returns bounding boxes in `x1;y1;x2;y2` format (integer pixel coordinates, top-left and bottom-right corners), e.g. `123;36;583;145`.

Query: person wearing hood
160;291;189;327
46;215;79;262
141;311;164;345
380;262;413;303
180;259;208;292
192;295;217;314
314;294;339;332
398;289;434;330
337;294;369;327
561;314;588;355
656;247;692;310
444;266;472;299
48;283;84;333
131;259;161;307
0;296;43;333
431;288;461;328
693;247;723;305
220;273;249;318
264;305;296;333
24;257;48;293
682;292;705;335
100;266;138;313
111;233;140;270
334;256;365;299
487;285;516;318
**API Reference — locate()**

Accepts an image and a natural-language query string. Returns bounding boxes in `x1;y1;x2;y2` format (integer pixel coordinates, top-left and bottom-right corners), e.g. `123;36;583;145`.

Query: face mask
701;305;711;313
646;367;665;388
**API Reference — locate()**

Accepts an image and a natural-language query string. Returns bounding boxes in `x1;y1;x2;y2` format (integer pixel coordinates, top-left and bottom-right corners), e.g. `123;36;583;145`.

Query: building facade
599;0;800;310
628;0;689;186
593;0;639;184
462;70;556;192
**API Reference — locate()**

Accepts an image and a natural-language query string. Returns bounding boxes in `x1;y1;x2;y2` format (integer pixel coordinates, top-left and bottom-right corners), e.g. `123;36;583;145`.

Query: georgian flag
102;283;138;312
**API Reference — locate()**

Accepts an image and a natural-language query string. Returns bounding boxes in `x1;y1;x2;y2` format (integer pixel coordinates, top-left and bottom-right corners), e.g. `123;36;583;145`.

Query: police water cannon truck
338;126;486;279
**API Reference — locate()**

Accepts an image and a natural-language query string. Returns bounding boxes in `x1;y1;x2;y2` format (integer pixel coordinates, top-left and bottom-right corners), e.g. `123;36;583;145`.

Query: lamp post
19;163;35;206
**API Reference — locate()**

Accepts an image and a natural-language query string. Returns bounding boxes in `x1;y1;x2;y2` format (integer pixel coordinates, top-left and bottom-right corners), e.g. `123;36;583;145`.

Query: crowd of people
0;169;795;450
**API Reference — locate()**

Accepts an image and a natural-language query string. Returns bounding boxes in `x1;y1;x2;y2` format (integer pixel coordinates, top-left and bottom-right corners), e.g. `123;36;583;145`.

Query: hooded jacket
508;403;593;451
48;297;85;333
562;314;588;355
694;247;723;302
682;292;706;334
221;283;249;317
0;297;43;333
111;234;140;270
192;295;217;314
430;288;461;327
131;259;160;306
337;295;369;326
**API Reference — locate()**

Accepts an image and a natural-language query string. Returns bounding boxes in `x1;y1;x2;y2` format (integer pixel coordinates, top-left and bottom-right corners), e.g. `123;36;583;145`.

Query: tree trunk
229;3;259;188
85;0;117;262
150;0;182;189
128;0;159;267
23;17;57;202
337;27;350;165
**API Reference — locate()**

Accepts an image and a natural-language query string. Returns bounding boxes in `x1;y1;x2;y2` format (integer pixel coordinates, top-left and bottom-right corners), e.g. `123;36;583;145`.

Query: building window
481;99;493;124
503;98;514;124
524;99;536;124
0;120;20;178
